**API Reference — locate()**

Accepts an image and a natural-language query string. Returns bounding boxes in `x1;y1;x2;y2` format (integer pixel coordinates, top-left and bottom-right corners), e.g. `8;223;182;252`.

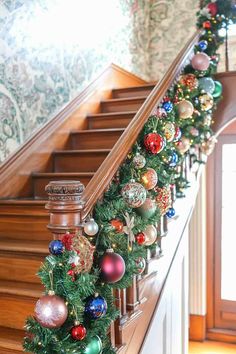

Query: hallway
189;341;236;353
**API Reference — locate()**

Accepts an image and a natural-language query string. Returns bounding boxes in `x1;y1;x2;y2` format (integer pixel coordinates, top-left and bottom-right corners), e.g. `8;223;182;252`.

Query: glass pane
221;144;236;301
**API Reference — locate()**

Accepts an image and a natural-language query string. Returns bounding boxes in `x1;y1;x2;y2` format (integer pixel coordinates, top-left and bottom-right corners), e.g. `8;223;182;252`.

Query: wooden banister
81;30;202;218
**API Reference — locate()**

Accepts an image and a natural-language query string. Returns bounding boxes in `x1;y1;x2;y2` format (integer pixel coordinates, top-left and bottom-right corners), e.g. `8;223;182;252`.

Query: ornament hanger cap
48;290;55;296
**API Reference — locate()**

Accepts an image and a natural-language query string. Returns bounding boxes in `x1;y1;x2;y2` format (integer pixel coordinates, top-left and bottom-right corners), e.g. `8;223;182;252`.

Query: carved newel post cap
45;180;85;202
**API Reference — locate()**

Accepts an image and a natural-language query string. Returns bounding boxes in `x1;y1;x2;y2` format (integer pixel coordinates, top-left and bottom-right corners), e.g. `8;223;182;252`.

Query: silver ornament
133;153;146;169
121;181;146;208
84;218;99;236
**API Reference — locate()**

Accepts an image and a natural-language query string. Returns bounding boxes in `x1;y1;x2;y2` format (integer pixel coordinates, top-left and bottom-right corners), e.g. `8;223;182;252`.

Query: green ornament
136;197;157;218
84;335;102;354
212;81;222;98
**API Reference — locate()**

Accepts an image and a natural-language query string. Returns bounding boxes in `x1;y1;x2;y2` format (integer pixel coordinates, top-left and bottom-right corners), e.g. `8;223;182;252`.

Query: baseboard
189;314;206;341
207;328;236;343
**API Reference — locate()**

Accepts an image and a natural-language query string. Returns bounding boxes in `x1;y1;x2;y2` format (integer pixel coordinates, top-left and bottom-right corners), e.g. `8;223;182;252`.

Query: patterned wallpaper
0;0;199;163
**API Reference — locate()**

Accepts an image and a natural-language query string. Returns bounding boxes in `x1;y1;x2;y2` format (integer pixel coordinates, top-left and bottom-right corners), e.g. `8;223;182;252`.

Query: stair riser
70;131;123;150
88;116;132;129
112;87;154;99
0;348;23;353
53;152;109;172
101;99;145;113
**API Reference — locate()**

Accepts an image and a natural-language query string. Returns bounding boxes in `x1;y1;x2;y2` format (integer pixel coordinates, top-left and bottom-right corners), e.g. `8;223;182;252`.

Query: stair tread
0;238;48;253
112;83;155;91
70;128;125;134
87;111;137;118
53;149;111;154
101;96;147;103
0;326;24;351
0;280;43;297
32;172;95;177
0;199;45;205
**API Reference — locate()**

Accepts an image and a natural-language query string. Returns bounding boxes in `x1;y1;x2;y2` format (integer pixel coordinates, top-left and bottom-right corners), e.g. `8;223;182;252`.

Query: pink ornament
143;225;157;246
100;250;125;283
177;100;194;119
175;137;191;154
191;53;210;71
207;2;218;16
35;294;68;328
154;107;167;118
190;127;199;137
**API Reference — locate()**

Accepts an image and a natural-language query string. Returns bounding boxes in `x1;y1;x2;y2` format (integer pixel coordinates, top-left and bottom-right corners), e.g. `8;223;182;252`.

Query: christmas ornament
68;251;80;266
155;185;172;215
140;168;158;190
175;137;191;154
71;323;87;341
123;212;135;246
201;136;217;156
144;133;165;154
136;198;157;218
177;100;194;119
84;335;102;354
198;40;208;51
84;294;107;319
133;153;146;169
163;122;175;142
121;181;146;208
61;233;73;251
173;126;182;142
199;93;214;111
191;53;210;71
212;81;222;98
199;77;215;94
110;219;124;233
84;218;99;236
162;101;173;113
34;292;68;329
100;249;125;283
204;114;212;126
49;240;64;256
135;232;146;245
135;257;146;275
203;20;211;29
169;152;179;167
207;2;218;16
143;225;157;246
179;74;198;91
166;207;176;218
69;234;95;274
67;269;75;281
154;107;167;118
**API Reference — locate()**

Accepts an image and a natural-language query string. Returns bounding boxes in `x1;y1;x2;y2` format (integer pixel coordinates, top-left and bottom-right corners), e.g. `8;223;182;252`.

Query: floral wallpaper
0;0;199;163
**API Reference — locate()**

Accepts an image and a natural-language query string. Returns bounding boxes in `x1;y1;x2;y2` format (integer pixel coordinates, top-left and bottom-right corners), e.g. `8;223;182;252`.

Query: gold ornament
177;100;194;119
140;168;158;190
201;136;217;156
163;122;175;142
199;93;214;111
69;234;95;274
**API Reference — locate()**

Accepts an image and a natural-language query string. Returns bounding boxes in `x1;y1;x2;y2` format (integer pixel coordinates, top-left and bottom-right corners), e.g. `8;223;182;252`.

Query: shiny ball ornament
207;2;218;16
169;152;179;167
84;218;99;236
191;53;210;71
85;294;107;319
49;240;64;256
121;181;146;208
199;93;214;111
199;77;215;94
155;107;167;118
84;335;102;354
34;293;68;328
136;198;157;218
135;232;146;245
71;323;87;341
212;81;222;98
203;20;212;30
173;126;182;142
178;74;199;91
163;122;175;142
175;137;191;154
198;40;208;51
162;101;173;113
144;133;165;154
143;225;157;246
166;207;176;218
177;100;194;119
135;257;146;275
133;153;146;169
140;168;158;190
110;219;124;233
100;249;125;283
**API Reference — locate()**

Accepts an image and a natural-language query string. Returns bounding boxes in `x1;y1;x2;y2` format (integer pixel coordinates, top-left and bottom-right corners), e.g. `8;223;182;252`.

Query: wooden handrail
81;30;202;218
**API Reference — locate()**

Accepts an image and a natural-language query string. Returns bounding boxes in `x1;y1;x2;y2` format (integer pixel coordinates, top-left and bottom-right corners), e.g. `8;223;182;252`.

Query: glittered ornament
173;126;182;142
154;107;167;118
135;257;146;274
35;293;68;329
71;323;87;341
69;234;95;274
85;294;107;319
143;225;157;246
121;181;146;208
199;93;214;111
61;233;74;251
133;153;146;169
198;40;208;51
155;185;172;215
49;240;64;256
175;137;191;154
135;232;146;245
84;218;99;236
162;101;173;113
203;20;211;29
110;219;124;233
144;133;165;154
169;152;179;167
178;74;199;91
177;100;194;119
212;81;222;98
207;2;218;16
191;53;210;71
84;335;102;354
136;198;157;218
100;249;125;283
199;77;215;94
140;168;158;190
166;207;176;218
163;122;175;142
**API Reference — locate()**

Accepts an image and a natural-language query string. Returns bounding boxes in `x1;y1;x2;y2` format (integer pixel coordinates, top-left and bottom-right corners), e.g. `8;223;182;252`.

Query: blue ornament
162;101;173;113
49;240;64;255
166;207;176;218
169;152;178;167
85;294;107;319
198;40;208;51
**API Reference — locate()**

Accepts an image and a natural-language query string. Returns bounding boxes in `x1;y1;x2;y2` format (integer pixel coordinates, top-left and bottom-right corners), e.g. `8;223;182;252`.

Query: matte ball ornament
140;168;158;190
175;137;191;154
100;249;126;283
135;257;146;275
135;232;146;245
212;81;222;98
177;100;194;119
203;20;211;29
49;240;64;256
110;219;124;233
144;133;165;154
84;335;102;354
169;152;179;167
84;218;99;236
166;207;176;218
199;77;215;94
143;225;157;246
178;74;199;91
136;198;157;218
191;53;210;71
173;126;182;142
34;293;68;328
162;101;173;113
163;122;175;142
198;40;208;51
133;153;146;169
207;2;218;16
199;93;214;111
71;323;87;341
121;181;146;208
84;294;107;319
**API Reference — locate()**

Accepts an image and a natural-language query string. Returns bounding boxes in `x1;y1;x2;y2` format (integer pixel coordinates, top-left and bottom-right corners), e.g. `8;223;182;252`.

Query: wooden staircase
0;83;155;353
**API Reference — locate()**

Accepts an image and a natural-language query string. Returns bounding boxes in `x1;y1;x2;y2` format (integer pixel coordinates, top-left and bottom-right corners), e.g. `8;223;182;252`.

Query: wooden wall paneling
189;315;206;342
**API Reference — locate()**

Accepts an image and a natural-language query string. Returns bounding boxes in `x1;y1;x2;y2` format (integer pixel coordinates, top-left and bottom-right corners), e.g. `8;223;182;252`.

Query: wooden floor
189;341;236;353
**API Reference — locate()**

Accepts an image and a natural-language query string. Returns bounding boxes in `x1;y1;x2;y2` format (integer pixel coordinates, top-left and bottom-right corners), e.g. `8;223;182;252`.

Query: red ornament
100;249;125;283
203;20;211;29
67;269;75;281
135;232;146;245
110;219;124;233
71;324;87;341
144;133;165;154
207;3;218;16
61;233;74;251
